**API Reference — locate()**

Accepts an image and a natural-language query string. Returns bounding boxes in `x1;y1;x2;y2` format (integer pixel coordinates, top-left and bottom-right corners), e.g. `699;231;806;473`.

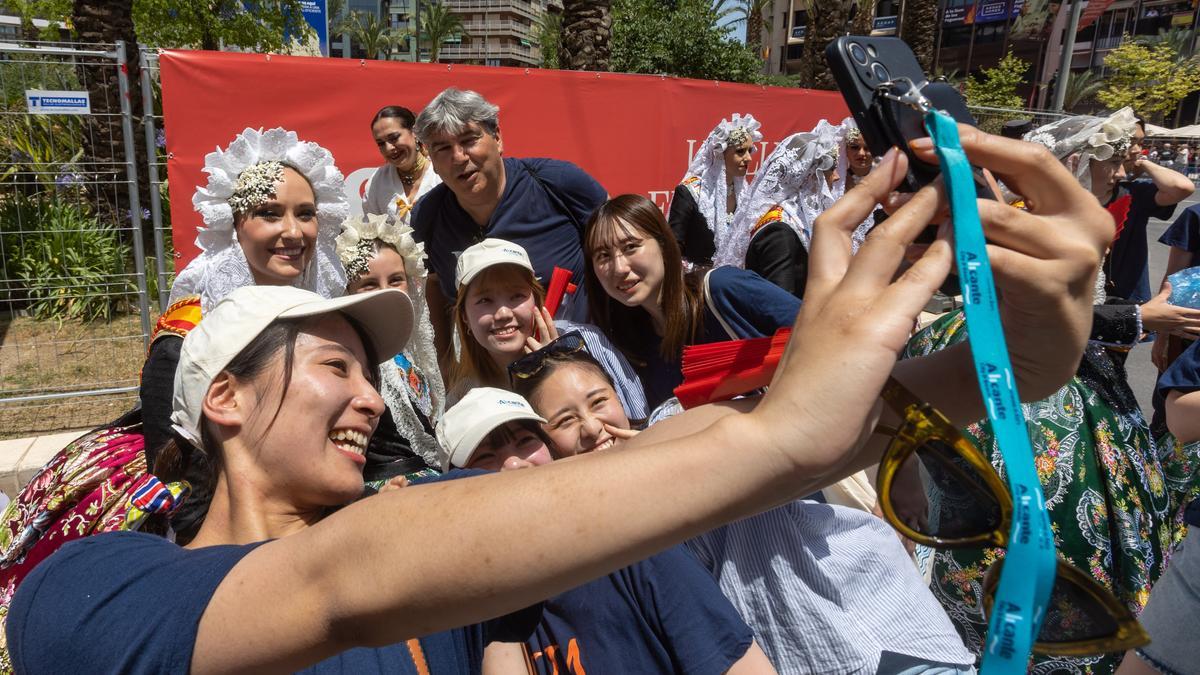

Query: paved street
1126;191;1200;420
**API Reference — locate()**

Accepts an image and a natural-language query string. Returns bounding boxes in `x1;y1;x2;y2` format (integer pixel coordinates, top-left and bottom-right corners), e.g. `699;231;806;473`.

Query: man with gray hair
412;88;607;347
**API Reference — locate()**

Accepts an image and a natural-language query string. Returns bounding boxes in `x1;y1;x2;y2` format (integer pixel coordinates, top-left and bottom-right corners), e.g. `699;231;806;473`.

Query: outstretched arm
192;132;1109;674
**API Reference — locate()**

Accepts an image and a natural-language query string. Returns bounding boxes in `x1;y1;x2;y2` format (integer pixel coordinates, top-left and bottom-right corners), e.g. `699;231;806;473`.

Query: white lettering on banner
344;167;376;218
648;190;673;211
25;89;90;115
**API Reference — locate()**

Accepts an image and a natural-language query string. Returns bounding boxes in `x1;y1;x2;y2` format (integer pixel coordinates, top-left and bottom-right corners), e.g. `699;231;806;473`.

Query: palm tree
1136;27;1199;65
1061;69;1103;112
851;0;874;36
898;0;937;72
796;0;853;90
420;1;467;63
73;0;145;221
728;0;774;61
560;0;612;71
341;10;408;59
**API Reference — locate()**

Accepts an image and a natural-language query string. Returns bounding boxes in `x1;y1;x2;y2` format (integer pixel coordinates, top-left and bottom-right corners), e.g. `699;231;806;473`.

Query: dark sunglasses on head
873;376;1149;657
508;331;588;383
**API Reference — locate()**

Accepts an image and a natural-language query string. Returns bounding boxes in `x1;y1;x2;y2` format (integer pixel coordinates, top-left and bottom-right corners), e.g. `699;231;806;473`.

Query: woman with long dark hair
584;194;799;407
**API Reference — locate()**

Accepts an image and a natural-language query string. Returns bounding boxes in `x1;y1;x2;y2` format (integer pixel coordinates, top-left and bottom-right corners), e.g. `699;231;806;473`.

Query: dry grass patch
0;313;145;439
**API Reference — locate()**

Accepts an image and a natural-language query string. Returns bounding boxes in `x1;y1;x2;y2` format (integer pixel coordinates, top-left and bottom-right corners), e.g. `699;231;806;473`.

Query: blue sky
718;0;750;43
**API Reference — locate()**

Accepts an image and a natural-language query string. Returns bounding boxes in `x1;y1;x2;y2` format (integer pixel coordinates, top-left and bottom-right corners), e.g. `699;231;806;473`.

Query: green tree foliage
538;10;563;69
610;0;764;83
420;0;467;63
339;10;407;59
0;0;70;40
1061;69;1104;112
1098;41;1200;122
964;51;1028;109
133;0;313;52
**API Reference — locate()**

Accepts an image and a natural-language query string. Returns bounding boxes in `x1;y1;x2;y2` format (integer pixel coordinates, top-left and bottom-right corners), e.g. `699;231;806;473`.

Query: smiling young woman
447;239;649;420
584;194;801;408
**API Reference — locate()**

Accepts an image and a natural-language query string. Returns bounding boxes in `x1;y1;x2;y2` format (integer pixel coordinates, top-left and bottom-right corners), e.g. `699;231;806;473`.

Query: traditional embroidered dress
905;309;1200;673
0;307;198;672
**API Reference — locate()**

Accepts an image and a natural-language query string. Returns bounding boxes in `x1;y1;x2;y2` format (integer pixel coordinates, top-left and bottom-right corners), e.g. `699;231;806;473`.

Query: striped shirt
686;502;975;674
556;319;650;423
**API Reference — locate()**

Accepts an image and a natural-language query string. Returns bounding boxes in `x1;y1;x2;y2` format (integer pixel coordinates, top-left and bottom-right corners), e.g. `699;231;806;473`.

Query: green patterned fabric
904;310;1200;673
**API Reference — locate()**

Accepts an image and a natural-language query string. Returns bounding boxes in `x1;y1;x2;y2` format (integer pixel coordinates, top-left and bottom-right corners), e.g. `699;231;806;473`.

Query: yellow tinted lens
896;439;1005;540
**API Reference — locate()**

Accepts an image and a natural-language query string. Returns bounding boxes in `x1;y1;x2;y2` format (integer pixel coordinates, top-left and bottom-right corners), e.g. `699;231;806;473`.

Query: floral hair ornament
170;127;349;310
1023;107;1138;192
336;212;426;284
715;113;764;152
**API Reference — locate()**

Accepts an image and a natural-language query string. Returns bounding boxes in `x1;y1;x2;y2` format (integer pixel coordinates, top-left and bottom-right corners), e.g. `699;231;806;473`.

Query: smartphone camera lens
871;62;891;82
849;42;868;65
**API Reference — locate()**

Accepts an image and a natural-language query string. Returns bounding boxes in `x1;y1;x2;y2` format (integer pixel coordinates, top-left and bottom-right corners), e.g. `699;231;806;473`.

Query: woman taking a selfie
8;129;1112;673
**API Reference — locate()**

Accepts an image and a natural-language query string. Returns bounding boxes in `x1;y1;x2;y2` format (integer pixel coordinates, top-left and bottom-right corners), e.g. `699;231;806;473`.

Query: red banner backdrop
160;50;847;267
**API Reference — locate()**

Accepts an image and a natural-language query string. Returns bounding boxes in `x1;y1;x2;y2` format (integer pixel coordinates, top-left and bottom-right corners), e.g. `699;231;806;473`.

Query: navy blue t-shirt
8;531;529;674
1158;339;1200;398
528;545;753;675
412;157;607;323
1108;180;1178;303
634;266;801;408
1160;202;1200;265
1158;339;1200;526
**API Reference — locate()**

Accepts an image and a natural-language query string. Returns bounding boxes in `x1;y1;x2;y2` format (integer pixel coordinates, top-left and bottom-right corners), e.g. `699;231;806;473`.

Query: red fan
544;267;577;319
1107;194;1132;243
674;328;791;409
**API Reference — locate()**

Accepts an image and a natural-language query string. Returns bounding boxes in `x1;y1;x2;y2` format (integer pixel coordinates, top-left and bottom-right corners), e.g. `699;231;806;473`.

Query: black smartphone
824;36;983;195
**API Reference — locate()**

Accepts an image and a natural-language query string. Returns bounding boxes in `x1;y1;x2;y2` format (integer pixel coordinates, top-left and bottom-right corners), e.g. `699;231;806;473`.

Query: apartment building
763;0;902;76
438;0;562;67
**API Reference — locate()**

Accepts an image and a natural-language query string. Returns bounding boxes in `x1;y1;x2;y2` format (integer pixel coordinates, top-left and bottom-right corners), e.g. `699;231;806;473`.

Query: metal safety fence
968;105;1070;135
0;40;151;438
139;48;172;314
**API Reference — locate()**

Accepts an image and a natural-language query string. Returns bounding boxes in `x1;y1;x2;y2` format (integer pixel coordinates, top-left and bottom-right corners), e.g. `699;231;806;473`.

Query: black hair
1135;116;1146;131
371;106;417;130
477;418;555;462
154;313;379;542
510;349;616;416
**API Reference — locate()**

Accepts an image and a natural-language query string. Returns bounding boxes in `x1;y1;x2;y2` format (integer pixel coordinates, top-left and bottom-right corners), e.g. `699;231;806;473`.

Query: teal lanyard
923;110;1058;673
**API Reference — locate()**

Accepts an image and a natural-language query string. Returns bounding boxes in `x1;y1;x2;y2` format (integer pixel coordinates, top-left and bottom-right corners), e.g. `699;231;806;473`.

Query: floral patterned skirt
905;311;1200;674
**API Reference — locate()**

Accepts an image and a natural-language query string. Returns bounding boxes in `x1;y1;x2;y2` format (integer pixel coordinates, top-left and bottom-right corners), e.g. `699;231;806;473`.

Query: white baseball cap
436;387;546;470
455;238;534;288
170;285;414;449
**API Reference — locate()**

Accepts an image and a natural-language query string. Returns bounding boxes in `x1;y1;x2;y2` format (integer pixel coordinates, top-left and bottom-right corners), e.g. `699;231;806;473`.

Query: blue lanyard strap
923;111;1058;673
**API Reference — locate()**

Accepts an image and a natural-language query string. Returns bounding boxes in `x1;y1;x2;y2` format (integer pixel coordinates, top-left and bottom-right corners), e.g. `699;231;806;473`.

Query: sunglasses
873;377;1149;657
508;331;587;382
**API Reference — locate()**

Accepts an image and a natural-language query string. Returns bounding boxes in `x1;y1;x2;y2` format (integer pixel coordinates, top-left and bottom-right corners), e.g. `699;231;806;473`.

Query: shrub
0;198;134;321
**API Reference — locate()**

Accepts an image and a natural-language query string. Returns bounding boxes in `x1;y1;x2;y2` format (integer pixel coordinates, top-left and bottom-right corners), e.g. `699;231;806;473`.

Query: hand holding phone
825;36;984;194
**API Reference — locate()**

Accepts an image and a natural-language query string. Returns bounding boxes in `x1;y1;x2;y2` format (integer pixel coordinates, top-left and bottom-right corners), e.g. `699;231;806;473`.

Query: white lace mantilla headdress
337;213;445;467
1023;107;1138;193
833;116;876;252
680;113;764;243
715;120;842;268
170;127;349;310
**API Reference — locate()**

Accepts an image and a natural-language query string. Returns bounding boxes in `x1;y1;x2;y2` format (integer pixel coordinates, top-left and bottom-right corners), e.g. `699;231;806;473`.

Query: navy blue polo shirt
412;157;607;323
1108;181;1178;302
